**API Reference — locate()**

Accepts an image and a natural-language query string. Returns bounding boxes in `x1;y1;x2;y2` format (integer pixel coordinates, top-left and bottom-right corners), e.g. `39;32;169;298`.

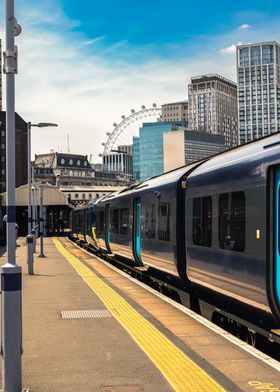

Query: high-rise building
158;100;188;125
237;41;280;144
163;130;225;172
0;39;2;111
133;121;187;181
0;112;27;193
188;74;238;148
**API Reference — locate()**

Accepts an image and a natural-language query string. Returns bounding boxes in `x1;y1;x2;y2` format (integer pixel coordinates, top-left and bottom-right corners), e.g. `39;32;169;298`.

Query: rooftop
190;74;237;88
236;41;280;49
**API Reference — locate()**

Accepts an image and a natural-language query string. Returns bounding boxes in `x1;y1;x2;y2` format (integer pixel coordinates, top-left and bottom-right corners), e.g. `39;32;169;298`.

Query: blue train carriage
71;204;87;242
95;191;123;253
185;133;280;329
85;201;98;248
96;163;201;277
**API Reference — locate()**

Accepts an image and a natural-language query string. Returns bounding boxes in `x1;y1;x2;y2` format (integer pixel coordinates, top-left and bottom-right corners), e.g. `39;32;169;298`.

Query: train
70;133;280;344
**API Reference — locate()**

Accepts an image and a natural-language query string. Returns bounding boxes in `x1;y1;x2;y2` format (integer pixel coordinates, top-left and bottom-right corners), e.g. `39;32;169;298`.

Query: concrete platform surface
0;237;173;392
0;237;279;392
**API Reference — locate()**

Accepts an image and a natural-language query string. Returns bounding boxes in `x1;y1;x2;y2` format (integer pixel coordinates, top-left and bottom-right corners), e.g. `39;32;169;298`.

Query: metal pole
1;0;22;390
27;122;31;235
31;164;38;246
39;186;45;257
26;234;33;275
27;122;33;269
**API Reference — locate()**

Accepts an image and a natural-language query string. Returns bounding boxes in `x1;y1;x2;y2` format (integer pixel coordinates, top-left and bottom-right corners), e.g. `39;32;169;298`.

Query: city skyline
2;0;280;160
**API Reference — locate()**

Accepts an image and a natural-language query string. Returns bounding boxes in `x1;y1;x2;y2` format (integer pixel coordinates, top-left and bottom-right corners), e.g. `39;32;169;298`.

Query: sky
2;0;280;161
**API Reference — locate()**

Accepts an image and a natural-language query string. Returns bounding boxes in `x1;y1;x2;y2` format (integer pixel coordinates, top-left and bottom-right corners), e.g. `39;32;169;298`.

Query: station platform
0;237;280;391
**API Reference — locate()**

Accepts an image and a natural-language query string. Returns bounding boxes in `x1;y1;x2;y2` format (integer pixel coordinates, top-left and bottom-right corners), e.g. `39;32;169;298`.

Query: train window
98;211;105;232
145;204;155;239
120;208;129;235
158;203;170;241
111;209;119;234
192;197;212;247
219;191;245;252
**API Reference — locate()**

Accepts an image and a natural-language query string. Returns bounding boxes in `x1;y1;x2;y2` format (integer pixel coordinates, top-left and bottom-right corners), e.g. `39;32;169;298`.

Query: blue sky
8;0;280;159
61;0;280;58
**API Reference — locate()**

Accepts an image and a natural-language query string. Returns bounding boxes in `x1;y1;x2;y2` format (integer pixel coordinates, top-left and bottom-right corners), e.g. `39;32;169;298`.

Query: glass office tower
237;41;280;144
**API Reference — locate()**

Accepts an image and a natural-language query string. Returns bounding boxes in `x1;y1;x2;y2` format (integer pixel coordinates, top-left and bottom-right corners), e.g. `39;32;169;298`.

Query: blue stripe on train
275;166;280;305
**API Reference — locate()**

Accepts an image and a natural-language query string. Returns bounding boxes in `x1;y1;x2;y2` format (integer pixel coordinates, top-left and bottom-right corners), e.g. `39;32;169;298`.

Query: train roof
189;133;280;179
102;162;200;202
98;133;280;203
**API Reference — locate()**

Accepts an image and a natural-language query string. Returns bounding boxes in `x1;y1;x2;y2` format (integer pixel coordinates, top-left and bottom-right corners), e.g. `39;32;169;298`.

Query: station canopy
0;183;71;207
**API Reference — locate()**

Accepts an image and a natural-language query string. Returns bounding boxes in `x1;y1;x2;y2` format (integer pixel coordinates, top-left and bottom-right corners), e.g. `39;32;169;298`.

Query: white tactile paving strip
61;309;112;319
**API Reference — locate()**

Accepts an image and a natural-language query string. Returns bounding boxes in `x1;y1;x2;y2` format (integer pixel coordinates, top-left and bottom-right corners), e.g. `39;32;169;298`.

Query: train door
274;166;280;305
105;204;111;253
133;198;143;265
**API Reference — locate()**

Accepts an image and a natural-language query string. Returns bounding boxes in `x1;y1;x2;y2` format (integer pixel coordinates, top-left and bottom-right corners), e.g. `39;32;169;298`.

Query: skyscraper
237;41;280;144
158;100;188;125
188;74;238;148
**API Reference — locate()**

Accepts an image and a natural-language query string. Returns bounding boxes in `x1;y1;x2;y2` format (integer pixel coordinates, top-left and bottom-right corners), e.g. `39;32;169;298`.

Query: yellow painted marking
53;238;225;392
90;226;97;243
256;230;261;239
271;329;280;336
248;380;280;391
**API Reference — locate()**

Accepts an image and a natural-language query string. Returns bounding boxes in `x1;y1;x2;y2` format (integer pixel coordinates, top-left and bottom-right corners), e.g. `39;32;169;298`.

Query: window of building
218;191;245;252
84;161;87;166
192;197;212;247
68;194;71;199
69;159;73;165
89;194;92;198
61;158;65;164
96;193;99;198
82;194;86;199
77;160;81;166
75;193;79;198
262;44;274;64
239;47;249;66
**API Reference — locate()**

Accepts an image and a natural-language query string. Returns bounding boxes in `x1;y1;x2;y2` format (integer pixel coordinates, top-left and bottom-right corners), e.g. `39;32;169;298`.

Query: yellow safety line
53;238;225;392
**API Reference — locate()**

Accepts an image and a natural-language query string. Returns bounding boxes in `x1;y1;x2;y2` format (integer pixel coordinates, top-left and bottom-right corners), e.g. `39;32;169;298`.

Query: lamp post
27;123;57;274
1;1;22;391
27;122;58;236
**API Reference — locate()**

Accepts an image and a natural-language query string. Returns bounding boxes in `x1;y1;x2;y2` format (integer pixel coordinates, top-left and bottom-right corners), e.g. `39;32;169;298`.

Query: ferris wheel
99;104;162;157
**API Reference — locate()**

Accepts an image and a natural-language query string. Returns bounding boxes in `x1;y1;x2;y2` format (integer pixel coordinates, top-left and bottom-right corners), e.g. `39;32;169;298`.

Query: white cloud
220;44;237;54
239;24;250;30
8;4;236;162
2;2;278;163
220;42;242;54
